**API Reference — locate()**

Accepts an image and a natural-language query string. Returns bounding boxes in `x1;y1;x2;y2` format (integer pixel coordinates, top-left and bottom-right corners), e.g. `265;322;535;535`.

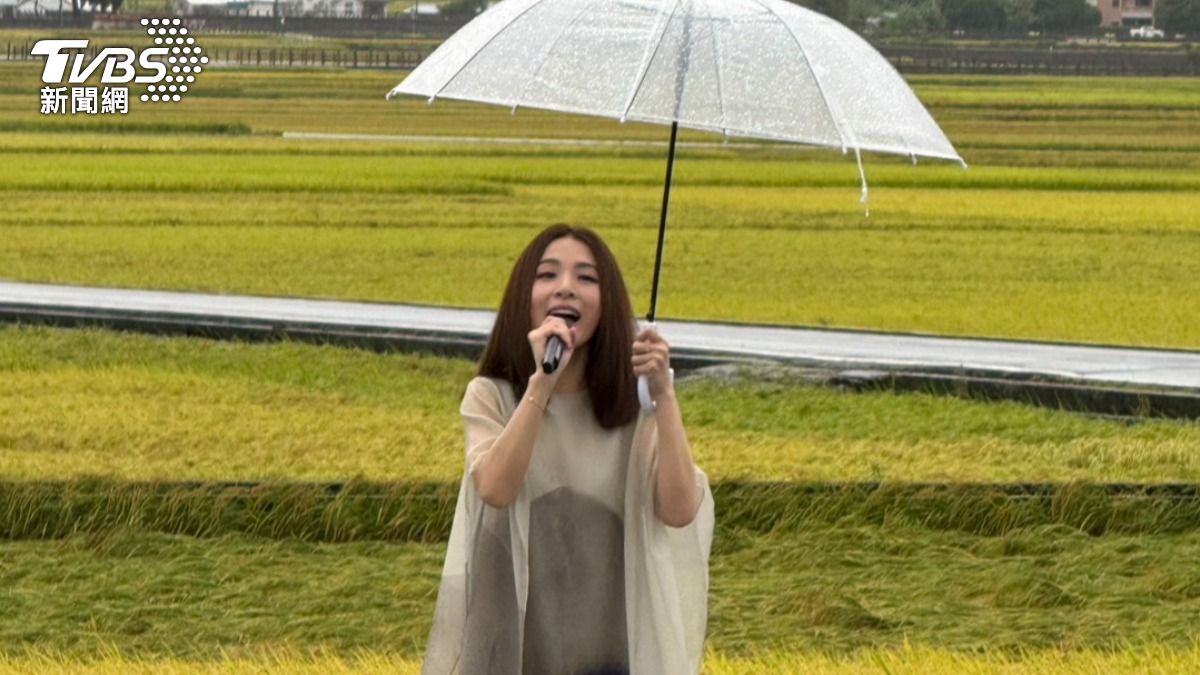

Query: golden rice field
4;325;1200;484
1;644;1199;675
0;64;1198;347
2;325;1200;673
2;42;1200;674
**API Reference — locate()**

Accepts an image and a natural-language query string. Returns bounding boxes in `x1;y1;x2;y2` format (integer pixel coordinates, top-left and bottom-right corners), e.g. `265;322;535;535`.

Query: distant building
0;0;37;17
180;0;383;16
293;0;365;16
4;0;390;17
406;2;440;14
1;0;125;14
174;0;273;16
312;0;388;17
225;0;277;15
1092;0;1156;27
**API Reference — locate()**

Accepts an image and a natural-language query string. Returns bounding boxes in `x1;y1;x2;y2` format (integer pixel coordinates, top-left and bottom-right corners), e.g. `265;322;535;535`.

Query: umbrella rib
747;0;851;153
619;0;684;122
702;0;728;135
515;0;600;108
430;0;550;102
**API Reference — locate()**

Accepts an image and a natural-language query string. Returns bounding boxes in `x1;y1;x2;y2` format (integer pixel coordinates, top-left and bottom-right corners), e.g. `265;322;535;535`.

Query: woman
422;224;714;675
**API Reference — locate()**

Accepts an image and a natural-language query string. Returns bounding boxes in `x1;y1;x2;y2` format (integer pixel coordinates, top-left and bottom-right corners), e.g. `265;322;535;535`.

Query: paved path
2;280;1198;394
280;130;815;150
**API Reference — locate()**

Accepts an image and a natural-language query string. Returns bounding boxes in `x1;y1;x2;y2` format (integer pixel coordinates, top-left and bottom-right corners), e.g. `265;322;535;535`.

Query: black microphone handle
542;335;564;373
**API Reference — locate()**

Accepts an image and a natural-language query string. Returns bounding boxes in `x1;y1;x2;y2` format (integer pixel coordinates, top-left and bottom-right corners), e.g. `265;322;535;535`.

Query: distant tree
880;0;945;35
1031;0;1099;32
790;0;852;23
799;0;945;34
1002;0;1036;32
440;0;487;14
845;0;883;30
1156;0;1200;34
941;0;1007;31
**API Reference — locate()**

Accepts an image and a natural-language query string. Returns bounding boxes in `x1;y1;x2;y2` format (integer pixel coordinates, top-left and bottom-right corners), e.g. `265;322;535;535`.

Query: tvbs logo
32;18;205;113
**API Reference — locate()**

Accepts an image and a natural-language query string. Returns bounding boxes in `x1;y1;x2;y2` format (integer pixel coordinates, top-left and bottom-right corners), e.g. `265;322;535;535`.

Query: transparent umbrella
387;0;965;405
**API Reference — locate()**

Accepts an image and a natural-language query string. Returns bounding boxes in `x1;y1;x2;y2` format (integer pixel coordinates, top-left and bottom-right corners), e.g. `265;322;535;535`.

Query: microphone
542;316;577;374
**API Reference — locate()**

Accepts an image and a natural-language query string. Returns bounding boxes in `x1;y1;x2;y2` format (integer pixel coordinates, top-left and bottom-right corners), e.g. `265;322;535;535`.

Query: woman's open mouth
548;308;581;323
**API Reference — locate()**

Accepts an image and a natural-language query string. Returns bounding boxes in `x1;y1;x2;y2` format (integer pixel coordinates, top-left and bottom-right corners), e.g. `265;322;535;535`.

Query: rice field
2;64;1199;347
2;44;1200;673
2;645;1200;675
0;525;1199;664
4;325;1200;484
1;325;1200;671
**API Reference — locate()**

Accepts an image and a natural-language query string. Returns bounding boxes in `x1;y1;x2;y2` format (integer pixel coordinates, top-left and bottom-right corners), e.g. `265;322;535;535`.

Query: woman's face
530;236;602;350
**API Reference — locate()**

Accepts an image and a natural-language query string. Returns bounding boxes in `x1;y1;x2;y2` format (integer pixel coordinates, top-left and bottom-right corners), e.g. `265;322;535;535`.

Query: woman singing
421;224;714;675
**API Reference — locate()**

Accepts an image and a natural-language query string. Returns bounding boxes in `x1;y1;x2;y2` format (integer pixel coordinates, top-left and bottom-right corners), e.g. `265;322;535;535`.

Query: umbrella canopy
387;0;964;408
387;0;963;164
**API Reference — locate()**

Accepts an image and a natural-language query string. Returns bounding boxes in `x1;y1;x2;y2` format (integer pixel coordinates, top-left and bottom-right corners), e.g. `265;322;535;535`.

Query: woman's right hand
528;315;577;379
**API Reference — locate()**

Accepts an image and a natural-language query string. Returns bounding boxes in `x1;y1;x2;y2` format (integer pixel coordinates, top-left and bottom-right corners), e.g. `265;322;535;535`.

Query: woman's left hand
632;327;673;400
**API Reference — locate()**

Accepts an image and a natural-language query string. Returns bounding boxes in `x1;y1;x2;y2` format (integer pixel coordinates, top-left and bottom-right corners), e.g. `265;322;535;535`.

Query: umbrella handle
637;369;674;411
637;375;655;411
637;321;673;412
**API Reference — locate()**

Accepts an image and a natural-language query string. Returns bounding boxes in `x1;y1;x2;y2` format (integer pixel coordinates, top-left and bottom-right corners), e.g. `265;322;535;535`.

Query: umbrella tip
427;95;436;105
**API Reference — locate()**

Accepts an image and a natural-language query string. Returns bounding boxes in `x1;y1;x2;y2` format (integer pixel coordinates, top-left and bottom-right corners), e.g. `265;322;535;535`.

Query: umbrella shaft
649;121;678;323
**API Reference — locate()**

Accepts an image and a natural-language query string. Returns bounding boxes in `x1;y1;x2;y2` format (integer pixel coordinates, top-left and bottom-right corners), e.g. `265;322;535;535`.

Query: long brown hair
477;224;639;429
